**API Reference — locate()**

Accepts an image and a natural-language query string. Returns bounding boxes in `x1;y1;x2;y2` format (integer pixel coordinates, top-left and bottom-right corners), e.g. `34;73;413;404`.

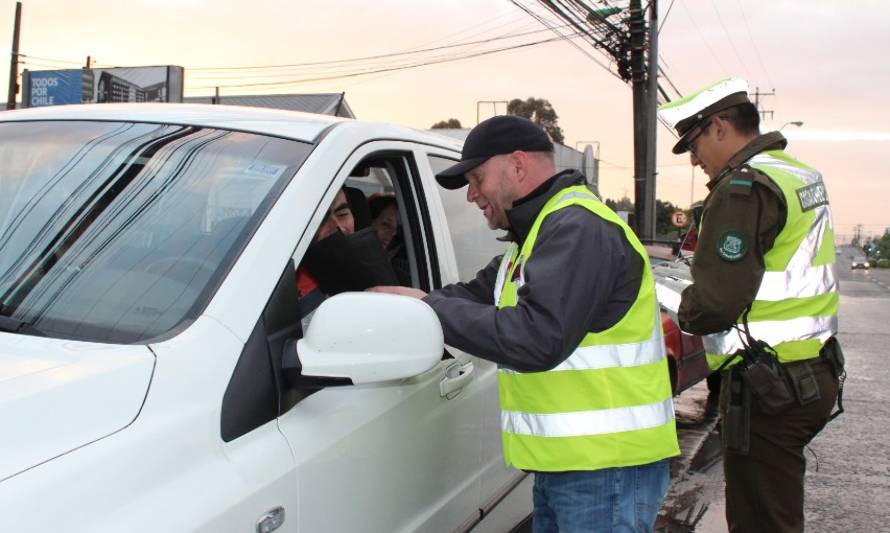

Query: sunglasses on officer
686;117;714;157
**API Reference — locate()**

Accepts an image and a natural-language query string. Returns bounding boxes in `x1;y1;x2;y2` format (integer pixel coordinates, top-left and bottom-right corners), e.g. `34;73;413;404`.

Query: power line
188;34;582;90
734;0;774;88
708;0;753;80
188;24;575;72
19;53;83;66
659;0;678;34
509;0;622;82
407;10;529;51
680;1;728;77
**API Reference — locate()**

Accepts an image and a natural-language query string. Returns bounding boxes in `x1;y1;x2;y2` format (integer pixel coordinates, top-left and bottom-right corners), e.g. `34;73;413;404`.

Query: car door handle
440;361;474;399
256;506;285;533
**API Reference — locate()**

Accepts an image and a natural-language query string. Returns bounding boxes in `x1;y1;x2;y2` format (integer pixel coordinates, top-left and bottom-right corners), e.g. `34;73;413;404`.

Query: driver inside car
296;187;399;328
295;189;355;326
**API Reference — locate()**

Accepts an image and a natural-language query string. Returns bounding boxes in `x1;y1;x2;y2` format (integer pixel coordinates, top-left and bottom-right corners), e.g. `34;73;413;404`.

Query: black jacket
423;170;643;372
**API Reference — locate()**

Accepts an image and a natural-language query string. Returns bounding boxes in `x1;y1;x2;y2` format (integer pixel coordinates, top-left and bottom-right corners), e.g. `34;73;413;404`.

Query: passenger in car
368;193;410;285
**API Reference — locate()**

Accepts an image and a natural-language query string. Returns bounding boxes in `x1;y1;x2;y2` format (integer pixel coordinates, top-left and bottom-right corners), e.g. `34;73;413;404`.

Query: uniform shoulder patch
716;230;748;262
727;167;754;196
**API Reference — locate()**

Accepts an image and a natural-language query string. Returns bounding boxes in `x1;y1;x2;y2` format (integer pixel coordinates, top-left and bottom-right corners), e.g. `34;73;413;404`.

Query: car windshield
854;257;867;262
0;120;312;343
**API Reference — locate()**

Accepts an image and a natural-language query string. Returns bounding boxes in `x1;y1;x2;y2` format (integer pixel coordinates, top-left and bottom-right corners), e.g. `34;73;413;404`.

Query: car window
294;151;434;328
0;120;312;343
427;154;505;281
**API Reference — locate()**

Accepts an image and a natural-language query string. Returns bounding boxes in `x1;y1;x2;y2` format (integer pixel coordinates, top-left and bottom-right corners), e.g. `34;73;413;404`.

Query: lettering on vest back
796;182;829;212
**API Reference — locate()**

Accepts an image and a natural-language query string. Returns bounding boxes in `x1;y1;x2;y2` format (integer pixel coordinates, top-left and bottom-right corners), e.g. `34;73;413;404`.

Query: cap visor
672;132;693;154
434;156;489;189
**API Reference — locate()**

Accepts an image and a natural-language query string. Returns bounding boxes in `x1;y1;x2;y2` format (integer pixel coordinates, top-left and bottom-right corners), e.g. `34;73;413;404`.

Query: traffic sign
671;210;688;228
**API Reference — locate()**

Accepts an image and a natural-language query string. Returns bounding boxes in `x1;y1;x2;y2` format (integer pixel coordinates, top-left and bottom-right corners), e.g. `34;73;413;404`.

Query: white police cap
658;78;751;154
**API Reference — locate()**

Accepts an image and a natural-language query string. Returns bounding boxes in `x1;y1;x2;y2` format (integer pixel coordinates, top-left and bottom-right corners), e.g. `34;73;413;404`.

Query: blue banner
28;70;83;107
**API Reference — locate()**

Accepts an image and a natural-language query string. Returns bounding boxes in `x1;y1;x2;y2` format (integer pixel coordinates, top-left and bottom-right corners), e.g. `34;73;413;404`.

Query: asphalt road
660;247;890;532
803;250;890;531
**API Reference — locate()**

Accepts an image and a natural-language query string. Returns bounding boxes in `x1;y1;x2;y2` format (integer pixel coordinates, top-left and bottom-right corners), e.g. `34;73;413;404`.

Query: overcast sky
2;0;888;240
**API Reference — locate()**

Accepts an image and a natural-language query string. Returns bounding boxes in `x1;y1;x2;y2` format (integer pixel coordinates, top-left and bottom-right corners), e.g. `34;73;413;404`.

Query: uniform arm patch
716;230;748;262
796;182;829;212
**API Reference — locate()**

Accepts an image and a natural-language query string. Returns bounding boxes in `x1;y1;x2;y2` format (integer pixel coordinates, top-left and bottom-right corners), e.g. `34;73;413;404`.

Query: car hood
651;263;693;318
0;332;155;481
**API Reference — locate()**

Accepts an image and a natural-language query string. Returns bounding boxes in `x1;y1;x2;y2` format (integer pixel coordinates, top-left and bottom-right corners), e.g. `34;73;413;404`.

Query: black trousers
720;361;839;533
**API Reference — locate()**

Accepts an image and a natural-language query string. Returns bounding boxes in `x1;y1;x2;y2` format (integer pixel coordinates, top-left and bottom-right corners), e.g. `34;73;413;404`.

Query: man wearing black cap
374;115;679;531
659;79;843;532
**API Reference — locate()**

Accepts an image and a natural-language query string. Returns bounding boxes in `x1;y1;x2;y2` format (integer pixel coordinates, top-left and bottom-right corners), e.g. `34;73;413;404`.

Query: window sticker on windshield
245;162;287;179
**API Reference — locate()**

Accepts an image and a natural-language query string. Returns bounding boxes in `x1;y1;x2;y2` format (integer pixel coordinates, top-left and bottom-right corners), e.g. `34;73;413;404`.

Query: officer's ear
712;114;730;141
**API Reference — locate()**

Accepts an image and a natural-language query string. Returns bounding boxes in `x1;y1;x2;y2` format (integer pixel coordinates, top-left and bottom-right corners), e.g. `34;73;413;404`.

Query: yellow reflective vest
495;185;680;471
703;150;838;370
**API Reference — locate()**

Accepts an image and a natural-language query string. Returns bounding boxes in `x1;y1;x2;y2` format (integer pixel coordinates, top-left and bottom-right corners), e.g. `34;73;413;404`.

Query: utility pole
85;56;91;69
531;1;663;238
643;0;658;239
629;0;648;237
7;1;22;110
751;86;775;121
629;0;657;239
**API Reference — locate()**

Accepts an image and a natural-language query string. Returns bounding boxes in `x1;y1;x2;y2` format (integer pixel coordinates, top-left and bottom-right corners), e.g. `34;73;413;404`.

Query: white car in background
0;104;529;532
851;256;870;270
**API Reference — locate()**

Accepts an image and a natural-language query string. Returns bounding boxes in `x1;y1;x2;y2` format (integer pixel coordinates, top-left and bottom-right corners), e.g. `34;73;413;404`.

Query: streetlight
780;120;804;131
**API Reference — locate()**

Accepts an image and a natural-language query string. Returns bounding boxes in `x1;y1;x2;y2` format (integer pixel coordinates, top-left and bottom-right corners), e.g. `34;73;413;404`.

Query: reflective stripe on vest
704;151;838;369
495;184;679;472
502;397;675;438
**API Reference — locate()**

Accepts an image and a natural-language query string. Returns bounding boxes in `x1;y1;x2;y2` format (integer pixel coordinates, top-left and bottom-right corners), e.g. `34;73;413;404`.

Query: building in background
429;128;599;195
183;93;355;118
21;66;184;107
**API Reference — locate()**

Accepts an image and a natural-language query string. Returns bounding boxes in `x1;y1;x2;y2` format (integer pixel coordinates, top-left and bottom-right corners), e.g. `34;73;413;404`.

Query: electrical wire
708;0;752;80
188;24;575;72
188;30;588;88
187;27;581;83
18;53;84;66
680;0;728;77
735;0;774;88
188;33;583;90
407;10;530;51
512;0;624;83
659;0;678;35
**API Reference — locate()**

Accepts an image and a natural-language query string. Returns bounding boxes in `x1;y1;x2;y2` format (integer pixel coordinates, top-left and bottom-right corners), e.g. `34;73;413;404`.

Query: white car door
275;142;484;532
419;149;526;510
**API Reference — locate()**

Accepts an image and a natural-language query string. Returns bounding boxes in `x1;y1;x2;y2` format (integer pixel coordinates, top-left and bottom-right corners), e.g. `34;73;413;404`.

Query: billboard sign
26;70;86;107
23;66;184;107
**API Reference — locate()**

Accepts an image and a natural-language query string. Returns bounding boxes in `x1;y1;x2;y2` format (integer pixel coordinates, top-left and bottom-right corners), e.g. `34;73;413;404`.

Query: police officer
374;115;679;531
658;78;843;532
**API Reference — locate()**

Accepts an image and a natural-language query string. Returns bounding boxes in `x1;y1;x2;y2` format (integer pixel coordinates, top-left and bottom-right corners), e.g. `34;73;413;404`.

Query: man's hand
367;286;428;299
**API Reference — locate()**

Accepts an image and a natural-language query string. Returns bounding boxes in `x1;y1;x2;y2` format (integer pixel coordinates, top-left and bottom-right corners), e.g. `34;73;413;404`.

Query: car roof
0;103;464;151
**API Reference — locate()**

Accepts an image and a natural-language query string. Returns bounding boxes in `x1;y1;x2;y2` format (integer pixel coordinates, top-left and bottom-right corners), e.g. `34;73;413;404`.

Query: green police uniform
659;78;843;533
679;132;840;533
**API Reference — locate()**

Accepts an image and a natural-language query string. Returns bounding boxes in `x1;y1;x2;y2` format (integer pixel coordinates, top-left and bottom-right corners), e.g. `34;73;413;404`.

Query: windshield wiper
0;314;46;336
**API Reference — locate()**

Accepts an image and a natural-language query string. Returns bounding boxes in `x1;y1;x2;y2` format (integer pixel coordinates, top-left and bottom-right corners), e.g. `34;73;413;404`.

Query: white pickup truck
0;104;528;532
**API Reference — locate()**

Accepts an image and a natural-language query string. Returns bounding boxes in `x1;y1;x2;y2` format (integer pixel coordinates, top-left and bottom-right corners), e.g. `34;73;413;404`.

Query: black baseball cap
435;115;554;190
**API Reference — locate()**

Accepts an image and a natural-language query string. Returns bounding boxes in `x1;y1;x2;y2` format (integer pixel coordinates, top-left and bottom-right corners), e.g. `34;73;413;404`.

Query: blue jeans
532;459;670;533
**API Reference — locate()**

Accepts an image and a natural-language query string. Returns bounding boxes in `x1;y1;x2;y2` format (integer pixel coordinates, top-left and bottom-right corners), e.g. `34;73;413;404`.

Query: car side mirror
283;292;443;388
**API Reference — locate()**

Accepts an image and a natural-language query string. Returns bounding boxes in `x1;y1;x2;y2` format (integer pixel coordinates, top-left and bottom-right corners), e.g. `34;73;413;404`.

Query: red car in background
646;244;710;395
